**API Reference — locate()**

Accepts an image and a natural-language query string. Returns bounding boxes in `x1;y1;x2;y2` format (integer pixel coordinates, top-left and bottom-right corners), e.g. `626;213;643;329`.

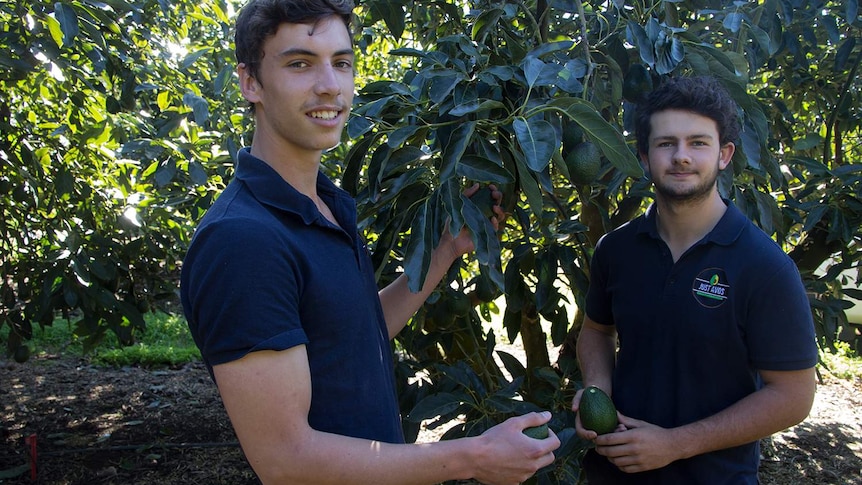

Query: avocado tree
348;0;862;481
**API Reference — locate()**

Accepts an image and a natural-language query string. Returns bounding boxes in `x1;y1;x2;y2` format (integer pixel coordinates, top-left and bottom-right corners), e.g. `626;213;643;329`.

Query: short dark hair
234;0;355;83
634;76;741;155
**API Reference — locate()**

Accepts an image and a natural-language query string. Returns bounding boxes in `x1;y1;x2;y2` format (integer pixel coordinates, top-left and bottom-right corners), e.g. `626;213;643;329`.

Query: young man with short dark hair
181;1;560;484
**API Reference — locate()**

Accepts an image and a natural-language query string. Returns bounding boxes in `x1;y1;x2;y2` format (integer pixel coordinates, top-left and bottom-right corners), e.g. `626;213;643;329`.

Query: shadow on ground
2;357;860;484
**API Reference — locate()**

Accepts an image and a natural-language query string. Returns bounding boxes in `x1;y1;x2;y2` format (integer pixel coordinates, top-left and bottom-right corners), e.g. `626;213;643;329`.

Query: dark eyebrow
277;48;355;59
652;134;715;142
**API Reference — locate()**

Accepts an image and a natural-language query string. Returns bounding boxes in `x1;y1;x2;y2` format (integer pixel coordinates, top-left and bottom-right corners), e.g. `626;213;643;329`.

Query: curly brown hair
634;76;742;156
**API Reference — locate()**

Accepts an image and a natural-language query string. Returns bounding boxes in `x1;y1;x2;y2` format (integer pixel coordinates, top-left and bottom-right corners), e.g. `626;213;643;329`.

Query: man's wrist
669;422;706;461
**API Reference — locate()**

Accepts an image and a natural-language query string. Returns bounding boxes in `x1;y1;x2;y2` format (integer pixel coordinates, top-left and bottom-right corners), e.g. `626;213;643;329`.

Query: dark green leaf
367;144;391;197
387;125;422;147
794;134;822;150
472;7;504;43
462;191;501;275
819;14;839;43
526;40;575;59
503;308;521;344
429;71;461;104
626;23;655;65
513;116;556;172
439;362;481;392
523;57;546;88
0;464;30;479
369;0;405;38
342;133;379;195
182;92;209;125
440;121;476;182
403;199;432;293
188;160;208;186
496;350;526;380
753;190;777;236
440;179;465;241
834;37;856;72
534;250;558;314
117;300;145;329
550;98;641;178
484;394;518;413
449;99;506;117
723;12;744;32
513;152;544;218
384;146;425;178
180;48;212;70
347;116;374;139
154;159;177;187
55;3;80;46
455;155;515;185
803;205;829;232
407;392;464;422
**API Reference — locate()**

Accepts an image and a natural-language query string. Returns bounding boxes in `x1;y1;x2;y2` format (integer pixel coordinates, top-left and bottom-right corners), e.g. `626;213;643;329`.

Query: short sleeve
745;258;818;371
585;233;615;326
182;217;309;367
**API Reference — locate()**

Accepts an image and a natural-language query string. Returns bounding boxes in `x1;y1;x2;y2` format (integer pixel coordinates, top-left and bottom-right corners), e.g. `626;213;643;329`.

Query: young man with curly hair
572;76;818;484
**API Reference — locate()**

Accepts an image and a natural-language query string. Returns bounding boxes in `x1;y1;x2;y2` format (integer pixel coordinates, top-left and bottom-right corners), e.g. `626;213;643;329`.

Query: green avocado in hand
522;423;549;440
578;386;618;435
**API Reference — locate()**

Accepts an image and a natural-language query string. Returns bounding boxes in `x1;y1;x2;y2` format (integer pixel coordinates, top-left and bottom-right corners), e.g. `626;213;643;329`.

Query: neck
249;134;341;227
655;192;727;261
249;134;323;199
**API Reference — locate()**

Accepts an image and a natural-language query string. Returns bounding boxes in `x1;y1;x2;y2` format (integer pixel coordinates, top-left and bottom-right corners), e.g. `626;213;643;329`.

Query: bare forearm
216;350;556;485
672;368;816;460
252;430;476;485
576;319;617;392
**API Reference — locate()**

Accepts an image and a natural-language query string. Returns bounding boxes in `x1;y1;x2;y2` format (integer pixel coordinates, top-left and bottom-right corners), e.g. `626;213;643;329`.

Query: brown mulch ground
1;354;861;485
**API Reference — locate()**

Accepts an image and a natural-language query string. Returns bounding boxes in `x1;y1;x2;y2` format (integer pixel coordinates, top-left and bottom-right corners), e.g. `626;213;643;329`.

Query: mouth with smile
306;104;347;126
309;110;340;120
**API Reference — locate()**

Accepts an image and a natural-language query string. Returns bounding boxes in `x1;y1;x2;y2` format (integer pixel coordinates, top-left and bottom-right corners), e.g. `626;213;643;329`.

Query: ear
237;63;262;104
718;142;735;170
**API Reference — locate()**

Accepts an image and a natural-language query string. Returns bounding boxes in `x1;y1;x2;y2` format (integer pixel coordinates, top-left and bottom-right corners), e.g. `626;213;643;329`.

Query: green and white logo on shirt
692;268;729;308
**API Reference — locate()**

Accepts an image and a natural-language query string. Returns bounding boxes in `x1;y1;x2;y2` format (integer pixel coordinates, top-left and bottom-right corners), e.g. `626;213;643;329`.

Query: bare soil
1;354;860;484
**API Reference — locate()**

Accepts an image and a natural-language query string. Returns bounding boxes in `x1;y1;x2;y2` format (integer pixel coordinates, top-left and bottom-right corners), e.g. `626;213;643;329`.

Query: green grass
3;311;201;368
820;341;862;380
5;306;862;380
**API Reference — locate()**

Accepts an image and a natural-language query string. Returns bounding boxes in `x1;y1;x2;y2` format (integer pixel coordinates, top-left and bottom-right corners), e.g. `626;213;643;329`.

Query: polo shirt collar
636;199;747;246
234;148;347;226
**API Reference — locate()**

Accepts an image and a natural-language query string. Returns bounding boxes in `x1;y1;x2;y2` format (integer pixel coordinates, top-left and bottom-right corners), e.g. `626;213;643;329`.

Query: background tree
1;0;239;355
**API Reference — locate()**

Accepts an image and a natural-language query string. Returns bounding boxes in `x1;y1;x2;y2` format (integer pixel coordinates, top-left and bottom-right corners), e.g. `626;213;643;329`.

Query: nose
672;146;692;164
314;64;341;96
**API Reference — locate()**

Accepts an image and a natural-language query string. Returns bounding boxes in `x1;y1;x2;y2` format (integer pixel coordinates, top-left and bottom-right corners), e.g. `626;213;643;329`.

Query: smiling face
641;109;735;204
238;15;355;164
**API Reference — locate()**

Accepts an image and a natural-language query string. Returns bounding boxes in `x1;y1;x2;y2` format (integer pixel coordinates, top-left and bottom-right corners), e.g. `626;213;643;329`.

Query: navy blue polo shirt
181;148;404;444
585;201;817;483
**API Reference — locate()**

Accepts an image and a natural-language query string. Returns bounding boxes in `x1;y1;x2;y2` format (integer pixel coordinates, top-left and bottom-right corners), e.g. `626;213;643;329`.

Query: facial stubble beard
651;154;723;208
